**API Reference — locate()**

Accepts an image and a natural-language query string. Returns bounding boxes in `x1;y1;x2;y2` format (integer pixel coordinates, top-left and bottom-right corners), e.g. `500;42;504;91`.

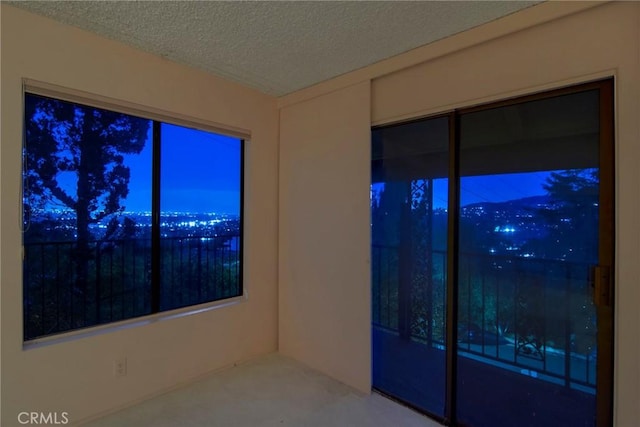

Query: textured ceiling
10;1;539;96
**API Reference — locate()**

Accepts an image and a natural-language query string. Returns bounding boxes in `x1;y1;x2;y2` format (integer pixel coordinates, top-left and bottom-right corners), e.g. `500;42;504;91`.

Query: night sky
459;171;552;207
373;171;553;210
52;121;553;215
123;123;241;214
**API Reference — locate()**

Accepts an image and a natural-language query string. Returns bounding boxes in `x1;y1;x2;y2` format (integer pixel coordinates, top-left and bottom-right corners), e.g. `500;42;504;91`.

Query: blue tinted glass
456;90;600;427
22;93;153;339
159;123;242;311
371;116;449;417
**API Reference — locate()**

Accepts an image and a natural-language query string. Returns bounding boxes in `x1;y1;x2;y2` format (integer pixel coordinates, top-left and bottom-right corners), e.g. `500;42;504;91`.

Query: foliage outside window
23;92;243;341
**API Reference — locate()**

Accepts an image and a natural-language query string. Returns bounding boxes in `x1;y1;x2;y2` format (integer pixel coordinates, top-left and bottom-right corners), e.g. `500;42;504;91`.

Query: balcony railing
372;244;596;392
23;234;241;341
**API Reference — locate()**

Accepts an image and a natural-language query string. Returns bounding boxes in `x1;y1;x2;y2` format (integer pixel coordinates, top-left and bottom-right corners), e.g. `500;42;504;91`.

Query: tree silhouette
24;94;150;296
540;169;599;262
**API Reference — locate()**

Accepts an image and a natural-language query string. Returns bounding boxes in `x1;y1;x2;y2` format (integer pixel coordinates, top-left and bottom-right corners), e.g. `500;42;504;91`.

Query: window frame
22;81;248;346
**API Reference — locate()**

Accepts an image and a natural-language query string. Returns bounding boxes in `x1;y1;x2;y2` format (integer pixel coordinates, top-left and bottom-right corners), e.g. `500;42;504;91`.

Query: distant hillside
463;195;552;210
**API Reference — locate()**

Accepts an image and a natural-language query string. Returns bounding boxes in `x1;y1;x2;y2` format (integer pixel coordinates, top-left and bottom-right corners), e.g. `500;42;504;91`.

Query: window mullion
151;121;162;313
444;110;460;425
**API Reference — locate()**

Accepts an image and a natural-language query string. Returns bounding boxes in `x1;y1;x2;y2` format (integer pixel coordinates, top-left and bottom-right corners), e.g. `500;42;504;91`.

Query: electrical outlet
114;357;127;377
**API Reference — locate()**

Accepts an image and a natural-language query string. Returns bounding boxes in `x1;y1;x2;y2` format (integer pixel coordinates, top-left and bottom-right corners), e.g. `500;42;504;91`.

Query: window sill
22;293;247;351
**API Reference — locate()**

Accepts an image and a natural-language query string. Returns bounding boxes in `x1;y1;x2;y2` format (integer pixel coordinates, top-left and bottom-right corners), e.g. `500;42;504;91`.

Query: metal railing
372;244;596;391
23;234;241;340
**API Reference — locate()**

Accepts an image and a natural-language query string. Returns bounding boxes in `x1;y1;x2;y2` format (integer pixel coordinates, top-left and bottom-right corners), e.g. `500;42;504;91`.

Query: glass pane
23;93;152;340
456;90;600;427
371;116;448;416
159;123;242;311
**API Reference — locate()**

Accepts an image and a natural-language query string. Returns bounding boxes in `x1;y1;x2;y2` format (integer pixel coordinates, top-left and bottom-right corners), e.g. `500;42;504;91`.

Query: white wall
278;2;639;425
278;81;372;393
1;5;279;425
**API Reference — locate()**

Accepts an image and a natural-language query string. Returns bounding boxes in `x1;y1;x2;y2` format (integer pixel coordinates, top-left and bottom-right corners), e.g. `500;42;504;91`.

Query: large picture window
22;92;244;341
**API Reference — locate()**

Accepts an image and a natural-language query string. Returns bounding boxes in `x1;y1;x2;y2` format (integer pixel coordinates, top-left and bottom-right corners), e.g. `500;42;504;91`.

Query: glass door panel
371;116;449;417
456;89;603;427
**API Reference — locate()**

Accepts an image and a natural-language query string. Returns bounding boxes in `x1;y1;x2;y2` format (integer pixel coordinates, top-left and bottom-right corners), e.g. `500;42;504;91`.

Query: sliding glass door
371;79;614;427
371;116;449;418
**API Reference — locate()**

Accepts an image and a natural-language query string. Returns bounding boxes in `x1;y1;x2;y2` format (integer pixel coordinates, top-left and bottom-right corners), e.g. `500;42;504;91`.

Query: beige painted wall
278;81;372;393
2;1;639;426
1;5;279;425
278;1;639;425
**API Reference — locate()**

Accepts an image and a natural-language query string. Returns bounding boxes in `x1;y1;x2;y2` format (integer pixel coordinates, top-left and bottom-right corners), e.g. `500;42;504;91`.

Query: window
23;92;244;341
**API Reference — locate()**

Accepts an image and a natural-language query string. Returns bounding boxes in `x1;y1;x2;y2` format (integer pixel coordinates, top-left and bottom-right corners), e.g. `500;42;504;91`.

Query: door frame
445;78;615;426
372;77;615;427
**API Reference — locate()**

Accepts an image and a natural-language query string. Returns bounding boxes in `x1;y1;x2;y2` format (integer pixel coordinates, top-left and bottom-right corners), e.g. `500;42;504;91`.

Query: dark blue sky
52;122;241;215
459;171;552;208
124;123;241;214
53;119;554;215
373;171;553;210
